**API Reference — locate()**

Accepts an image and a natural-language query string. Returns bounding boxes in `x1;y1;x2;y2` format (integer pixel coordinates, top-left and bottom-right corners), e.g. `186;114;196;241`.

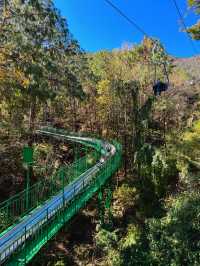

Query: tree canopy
187;0;200;39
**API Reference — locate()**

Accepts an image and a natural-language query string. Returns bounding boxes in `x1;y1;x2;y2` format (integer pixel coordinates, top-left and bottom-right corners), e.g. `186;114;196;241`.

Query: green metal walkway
0;127;122;265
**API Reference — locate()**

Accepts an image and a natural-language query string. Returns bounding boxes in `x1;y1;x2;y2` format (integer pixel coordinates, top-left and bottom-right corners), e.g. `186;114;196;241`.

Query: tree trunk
29;96;36;143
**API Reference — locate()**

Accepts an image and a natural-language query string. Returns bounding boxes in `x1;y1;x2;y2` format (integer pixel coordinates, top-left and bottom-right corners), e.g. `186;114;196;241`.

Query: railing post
61;169;65;207
60;168;65;224
98;188;104;226
25;165;30;211
105;186;113;229
24;225;27;264
46;207;49;240
74;185;76;212
85;146;88;169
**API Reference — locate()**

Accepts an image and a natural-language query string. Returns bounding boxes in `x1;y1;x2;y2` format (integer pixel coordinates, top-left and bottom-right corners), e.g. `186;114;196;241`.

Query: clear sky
54;0;200;58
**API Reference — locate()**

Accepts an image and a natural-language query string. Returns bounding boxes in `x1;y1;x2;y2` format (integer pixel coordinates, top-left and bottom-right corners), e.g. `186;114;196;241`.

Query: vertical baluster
46;207;49;241
24;225;27;264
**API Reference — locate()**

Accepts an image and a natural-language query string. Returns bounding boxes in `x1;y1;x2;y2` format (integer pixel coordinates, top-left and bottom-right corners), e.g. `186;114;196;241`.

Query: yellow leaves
0;70;6;81
169;67;189;87
22;78;30;88
14;69;30;88
96;80;112;121
113;184;137;217
14;89;21;97
0;49;8;82
0;47;30;89
15;69;24;80
97;80;111;103
0;66;29;88
188;0;195;6
96;79;119;104
96;79;120;122
187;20;200;40
0;39;32;89
181;120;200;161
182;120;200;142
193;120;200;133
142;36;154;52
187;1;200;38
188;0;200;9
0;53;6;63
183;131;197;143
120;224;141;249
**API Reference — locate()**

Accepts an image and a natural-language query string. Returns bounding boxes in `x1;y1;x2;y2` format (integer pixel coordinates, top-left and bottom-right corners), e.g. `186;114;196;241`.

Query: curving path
0;127;122;265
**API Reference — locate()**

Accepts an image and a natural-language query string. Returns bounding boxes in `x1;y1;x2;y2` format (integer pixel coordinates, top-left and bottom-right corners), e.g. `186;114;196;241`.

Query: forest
0;0;200;265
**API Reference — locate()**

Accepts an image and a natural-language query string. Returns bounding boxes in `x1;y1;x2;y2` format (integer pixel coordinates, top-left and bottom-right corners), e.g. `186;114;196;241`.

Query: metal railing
0;128;122;265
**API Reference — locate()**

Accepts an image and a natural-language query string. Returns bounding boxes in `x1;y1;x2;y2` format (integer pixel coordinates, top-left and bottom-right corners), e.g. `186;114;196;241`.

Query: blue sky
54;0;200;58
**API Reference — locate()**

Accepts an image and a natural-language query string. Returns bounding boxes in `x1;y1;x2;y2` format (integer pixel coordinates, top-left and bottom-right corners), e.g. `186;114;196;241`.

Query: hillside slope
175;56;200;81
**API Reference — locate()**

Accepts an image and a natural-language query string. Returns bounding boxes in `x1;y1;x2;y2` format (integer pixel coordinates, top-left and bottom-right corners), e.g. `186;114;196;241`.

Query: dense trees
148;192;200;266
0;0;85;134
0;0;200;265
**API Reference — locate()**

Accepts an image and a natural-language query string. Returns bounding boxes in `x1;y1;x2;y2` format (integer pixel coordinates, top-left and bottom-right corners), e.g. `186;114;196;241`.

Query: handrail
0;128;122;265
0;137;100;233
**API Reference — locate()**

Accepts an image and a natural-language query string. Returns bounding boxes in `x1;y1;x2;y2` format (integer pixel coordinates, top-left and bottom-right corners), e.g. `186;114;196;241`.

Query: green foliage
0;210;12;232
119;224;150;266
187;21;200;40
106;249;123;266
54;261;65;266
148;192;200;266
176;120;200;187
113;184;138;217
0;0;84;131
121;224;141;248
135;145;178;217
95;228;118;252
152;149;178;198
187;0;200;39
182;120;200;150
151;39;169;66
96;225;150;266
0;3;199;264
188;0;200;13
